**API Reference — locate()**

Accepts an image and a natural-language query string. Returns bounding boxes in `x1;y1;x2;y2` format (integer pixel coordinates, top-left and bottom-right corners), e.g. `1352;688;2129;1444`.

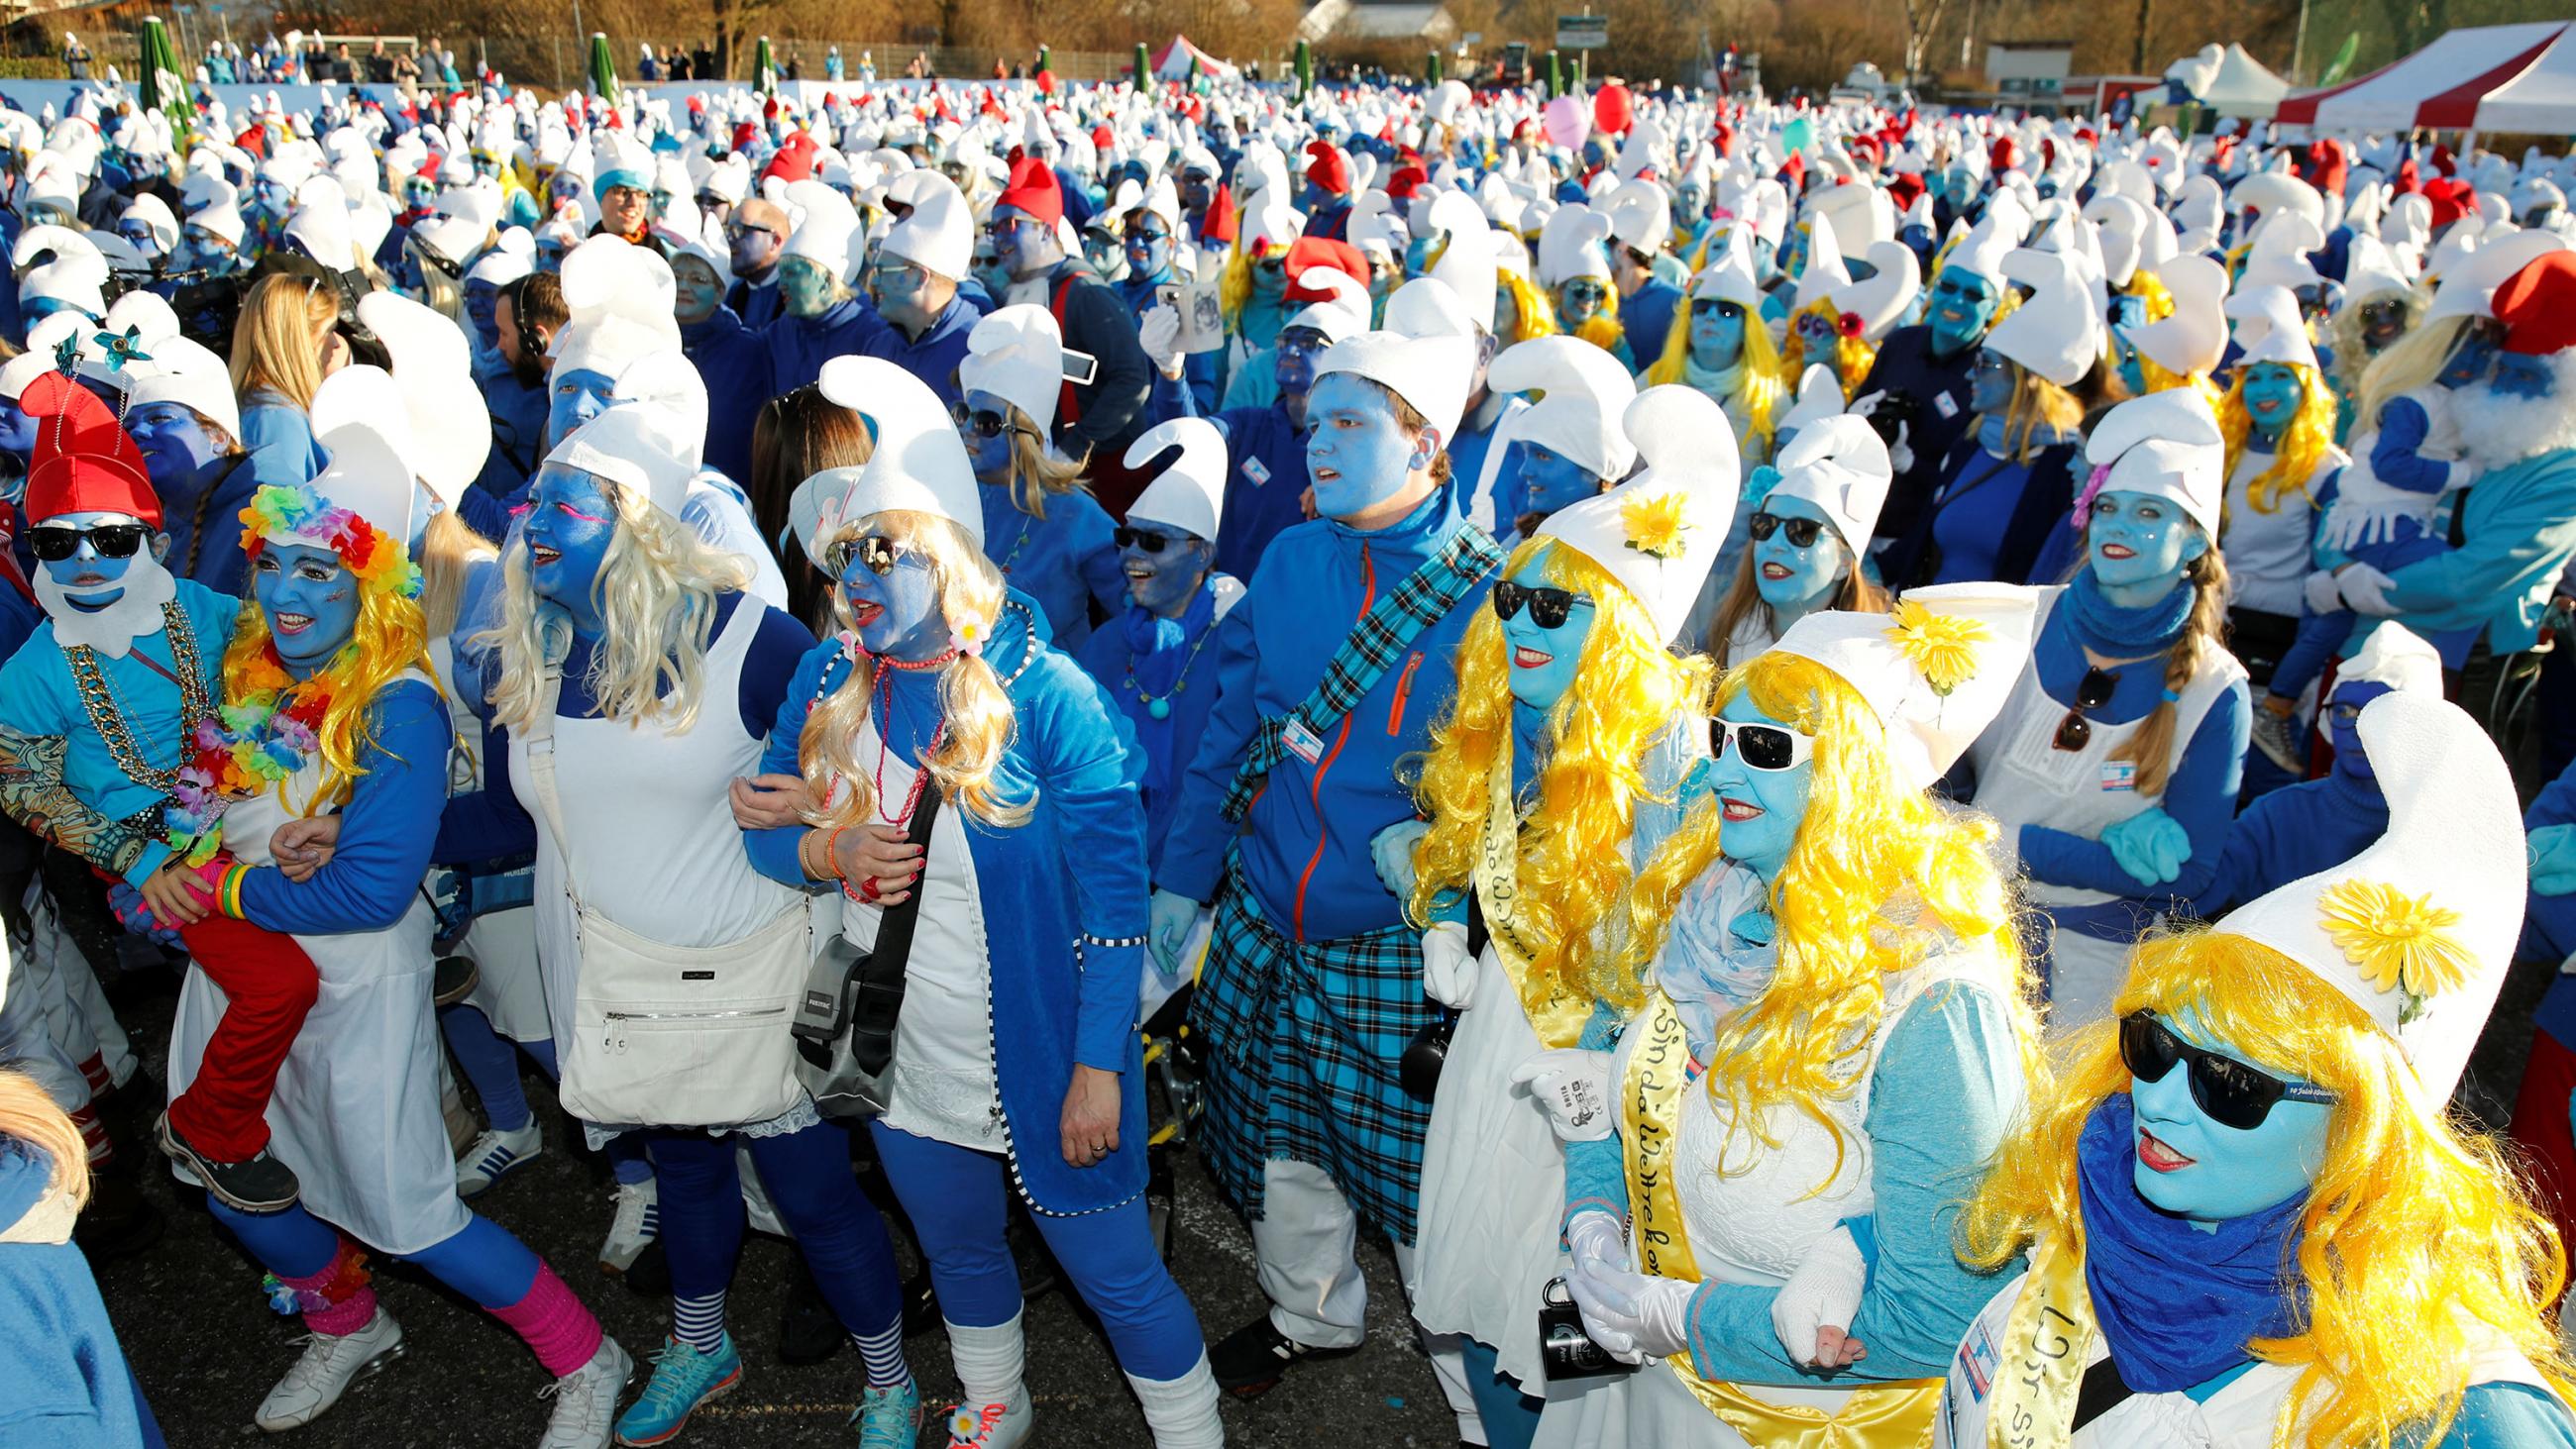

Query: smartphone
1062;348;1100;387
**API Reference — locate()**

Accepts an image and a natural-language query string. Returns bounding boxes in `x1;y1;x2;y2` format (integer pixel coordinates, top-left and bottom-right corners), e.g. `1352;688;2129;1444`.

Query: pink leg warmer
489;1262;604;1378
278;1241;377;1337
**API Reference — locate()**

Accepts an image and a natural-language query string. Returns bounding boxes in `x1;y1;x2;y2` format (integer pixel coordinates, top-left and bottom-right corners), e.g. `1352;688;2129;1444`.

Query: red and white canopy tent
1150;36;1238;80
2274;21;2576;136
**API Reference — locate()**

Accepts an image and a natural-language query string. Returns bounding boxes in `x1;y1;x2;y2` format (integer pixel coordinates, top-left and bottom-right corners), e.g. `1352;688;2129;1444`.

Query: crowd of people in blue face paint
9;52;2576;1449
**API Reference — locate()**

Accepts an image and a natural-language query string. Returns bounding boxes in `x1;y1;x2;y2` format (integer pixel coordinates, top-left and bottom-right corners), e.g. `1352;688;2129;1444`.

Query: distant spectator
692;39;714;78
61;32;90;80
638;43;659;82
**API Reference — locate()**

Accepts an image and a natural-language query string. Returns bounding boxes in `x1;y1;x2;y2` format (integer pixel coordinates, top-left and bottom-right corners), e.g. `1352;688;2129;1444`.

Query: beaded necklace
868;647;955;834
1121;613;1219;721
62;601;212;792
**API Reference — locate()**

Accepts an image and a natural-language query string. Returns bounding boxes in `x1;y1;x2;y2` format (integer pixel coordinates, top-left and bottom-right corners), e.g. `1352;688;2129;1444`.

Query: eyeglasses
950;403;1016;440
823;533;902;576
1114;526;1185;552
29;523;148;561
1492;579;1589;629
1710;717;1814;773
2053;667;2118;751
2119;1011;2335;1131
723;221;775;243
1747;512;1824;548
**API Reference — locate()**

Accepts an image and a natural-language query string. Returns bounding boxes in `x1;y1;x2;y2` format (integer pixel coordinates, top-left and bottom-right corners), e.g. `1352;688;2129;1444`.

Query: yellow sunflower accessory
1620;489;1692;561
1883;599;1990;697
2316;878;2475;1024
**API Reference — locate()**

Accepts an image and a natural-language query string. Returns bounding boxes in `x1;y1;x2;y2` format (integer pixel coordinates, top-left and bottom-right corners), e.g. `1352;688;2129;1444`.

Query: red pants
165;913;319;1162
2510;1024;2576;1306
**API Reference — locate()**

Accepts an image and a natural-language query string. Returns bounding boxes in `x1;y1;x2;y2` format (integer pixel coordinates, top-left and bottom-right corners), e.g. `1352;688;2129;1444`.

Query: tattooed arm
0;723;153;879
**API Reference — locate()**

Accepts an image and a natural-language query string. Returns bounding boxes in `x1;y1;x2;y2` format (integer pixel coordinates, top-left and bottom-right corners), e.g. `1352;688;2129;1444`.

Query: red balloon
1592;82;1632;137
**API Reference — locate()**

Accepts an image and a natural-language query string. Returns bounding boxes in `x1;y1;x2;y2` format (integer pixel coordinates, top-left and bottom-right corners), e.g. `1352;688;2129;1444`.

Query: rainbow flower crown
239;482;423;601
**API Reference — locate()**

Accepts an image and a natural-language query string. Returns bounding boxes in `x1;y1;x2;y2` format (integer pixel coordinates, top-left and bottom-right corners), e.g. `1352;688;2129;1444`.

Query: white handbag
521;669;811;1128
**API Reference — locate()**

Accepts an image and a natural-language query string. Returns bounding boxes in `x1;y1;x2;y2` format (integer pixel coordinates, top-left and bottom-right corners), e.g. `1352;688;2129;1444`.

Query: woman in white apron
480;400;919;1447
1961;390;2249;1031
1394;384;1734;1448
143;376;630;1445
732;358;1224;1448
1532;585;2043;1449
1942;692;2576;1449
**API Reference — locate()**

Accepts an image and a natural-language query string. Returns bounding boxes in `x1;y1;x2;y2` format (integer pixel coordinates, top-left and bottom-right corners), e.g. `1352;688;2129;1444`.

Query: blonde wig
224;551;433;809
2355;311;2475;441
229;272;342;413
1998;359;2089;464
986;401;1090;520
1406;538;1708;1013
480;476;753;734
2064;541;2232;798
1782;298;1874;401
2329;286;2423;403
799;509;1028;830
0;1069;89;1211
417;506;496;641
1496;267;1560;348
1562;281;1626;358
1962;931;2575;1449
1643;299;1787;460
2219;362;2341;516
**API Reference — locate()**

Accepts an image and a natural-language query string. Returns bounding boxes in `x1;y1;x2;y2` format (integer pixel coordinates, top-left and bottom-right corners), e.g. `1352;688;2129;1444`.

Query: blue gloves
2102;807;2192;888
2532;824;2576;897
1148;888;1199;974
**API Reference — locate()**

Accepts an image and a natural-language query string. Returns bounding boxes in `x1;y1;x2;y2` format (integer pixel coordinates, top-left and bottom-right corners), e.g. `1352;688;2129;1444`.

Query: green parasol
138;16;190;138
1426;51;1441;85
1133;42;1149;89
1294;40;1312;100
586;32;620;107
755;35;776;91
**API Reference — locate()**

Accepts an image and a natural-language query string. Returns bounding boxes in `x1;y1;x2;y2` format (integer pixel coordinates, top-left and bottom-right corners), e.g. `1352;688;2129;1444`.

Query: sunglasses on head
29;523;148;562
1747;511;1824;548
1492;579;1589;629
2053;666;2118;751
1710;717;1813;773
823;533;903;576
1114;526;1185;553
950;403;1016;440
2119;1011;2335;1131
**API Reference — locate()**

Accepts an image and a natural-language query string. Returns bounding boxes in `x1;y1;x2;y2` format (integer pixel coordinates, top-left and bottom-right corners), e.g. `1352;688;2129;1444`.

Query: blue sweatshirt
1211;399;1312;582
0;1138;161;1447
763;295;886;398
853;292;986;411
1159;489;1492;942
2202;768;2386;918
2382;446;2576;654
978;483;1125;657
1075;581;1231;874
682;306;775;486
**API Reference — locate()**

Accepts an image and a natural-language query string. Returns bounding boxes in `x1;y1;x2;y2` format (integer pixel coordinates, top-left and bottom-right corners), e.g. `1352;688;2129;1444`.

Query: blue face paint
2493;352;2557;400
1117;524;1211;617
2239;362;2306;438
1688;299;1746;370
1752;493;1849;616
464;278;501;350
1124;228;1173;281
545;367;616;452
838;534;945;659
1676;182;1706;220
1750;235;1778;282
0;396;36;459
1970;347;2016;418
1515;444;1601;523
1705;691;1813;882
990;206;1052;281
2327;678;2393;779
2129;1007;2330;1224
1274;327;1326;399
252;542;362;674
1304;371;1427;521
2438;331;2497;390
1927;267;2001;358
520;465;619;632
777;256;837;319
672;257;723;325
2114;335;2149;399
1498;556;1593;711
959;387;1017;480
127;401;226;496
39;509;152;610
2088;489;2208;596
1556;278;1608;327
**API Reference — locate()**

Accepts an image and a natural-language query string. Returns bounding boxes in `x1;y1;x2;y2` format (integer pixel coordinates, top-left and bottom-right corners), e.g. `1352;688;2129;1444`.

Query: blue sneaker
852;1381;922;1448
614;1333;742;1446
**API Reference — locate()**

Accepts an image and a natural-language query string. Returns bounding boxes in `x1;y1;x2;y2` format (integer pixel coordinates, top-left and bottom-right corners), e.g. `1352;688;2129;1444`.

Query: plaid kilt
1191;856;1437;1246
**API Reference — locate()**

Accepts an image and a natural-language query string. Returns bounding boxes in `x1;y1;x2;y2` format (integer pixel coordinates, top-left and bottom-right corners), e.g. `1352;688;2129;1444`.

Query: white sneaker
599;1179;658;1276
536;1336;633;1449
255;1306;405;1431
944;1388;1035;1448
456;1122;544;1198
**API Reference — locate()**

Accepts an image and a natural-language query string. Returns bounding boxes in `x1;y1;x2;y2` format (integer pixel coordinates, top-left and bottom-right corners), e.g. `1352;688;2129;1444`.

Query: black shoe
1209;1314;1358;1397
72;1166;164;1263
900;1268;939;1337
156;1111;299;1213
778;1250;844;1366
432;955;480;1007
619;1235;671;1297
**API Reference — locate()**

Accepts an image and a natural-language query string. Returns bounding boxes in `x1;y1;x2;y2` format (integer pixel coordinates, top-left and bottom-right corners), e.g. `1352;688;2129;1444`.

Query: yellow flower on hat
1619;489;1691;561
1883;599;1989;697
2317;878;2475;1022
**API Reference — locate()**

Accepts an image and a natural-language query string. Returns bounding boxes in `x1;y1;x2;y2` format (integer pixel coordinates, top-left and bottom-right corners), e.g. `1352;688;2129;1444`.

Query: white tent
2166;43;2292;119
2276;22;2576;133
1150;36;1238;81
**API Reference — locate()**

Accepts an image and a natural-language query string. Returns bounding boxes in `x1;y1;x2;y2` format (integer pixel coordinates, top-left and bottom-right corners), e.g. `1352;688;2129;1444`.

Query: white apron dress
1966;589;2242;1030
431;637;548;1043
166;671;471;1255
1933;1265;2560;1448
1535;927;2004;1448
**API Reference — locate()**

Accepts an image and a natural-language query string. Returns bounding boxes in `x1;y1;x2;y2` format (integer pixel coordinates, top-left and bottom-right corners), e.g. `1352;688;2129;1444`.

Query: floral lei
164;646;335;867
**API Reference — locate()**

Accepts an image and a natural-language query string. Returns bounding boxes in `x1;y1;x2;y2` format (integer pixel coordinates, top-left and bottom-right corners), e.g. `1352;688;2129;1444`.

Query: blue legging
1458;1337;1542;1449
438;1007;648;1184
207;1197;540;1309
648;1119;901;1338
871;1123;1205;1382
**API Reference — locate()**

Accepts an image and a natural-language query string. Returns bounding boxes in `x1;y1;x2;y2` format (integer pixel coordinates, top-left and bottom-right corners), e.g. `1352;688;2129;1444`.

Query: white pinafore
431;636;547;1042
166;672;471;1255
1965;588;2241;1030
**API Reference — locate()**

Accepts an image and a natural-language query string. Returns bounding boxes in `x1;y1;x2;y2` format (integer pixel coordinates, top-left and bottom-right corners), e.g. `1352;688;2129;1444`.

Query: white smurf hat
958;304;1079;434
2224;282;2318;370
811;356;986;547
1534;385;1739;644
1771;581;2042;790
1766;413;1892;552
2336;621;2443;696
298;364;424;545
1485;334;1639;481
2121;253;2230;376
2082;386;2226;538
542;398;697;520
2220;690;2522;1100
1313;328;1476;446
1986;248;2101;386
1123;417;1227;544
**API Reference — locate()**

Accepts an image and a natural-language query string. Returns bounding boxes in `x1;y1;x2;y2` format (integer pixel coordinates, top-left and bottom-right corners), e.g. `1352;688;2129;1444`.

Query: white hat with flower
1771;582;2041;790
1533;385;1739;644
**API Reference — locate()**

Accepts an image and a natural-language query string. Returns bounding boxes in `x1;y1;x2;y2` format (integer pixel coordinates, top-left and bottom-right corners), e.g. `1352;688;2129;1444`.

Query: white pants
18;886;130;1087
1251;1158;1483;1443
1;932;89;1111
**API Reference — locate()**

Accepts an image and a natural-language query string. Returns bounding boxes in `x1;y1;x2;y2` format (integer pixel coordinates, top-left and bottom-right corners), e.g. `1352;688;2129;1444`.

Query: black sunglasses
824;533;901;576
950;404;1015;440
1114;526;1184;553
29;523;148;561
2053;667;2119;751
1563;280;1609;304
2119;1011;2335;1131
1690;297;1741;319
1493;579;1589;630
1747;512;1824;548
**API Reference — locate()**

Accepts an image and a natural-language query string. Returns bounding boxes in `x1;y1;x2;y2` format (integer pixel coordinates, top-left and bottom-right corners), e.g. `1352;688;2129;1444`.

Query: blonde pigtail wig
1960;931;2575;1449
799;510;1029;830
998;405;1091;520
2219;362;2340;515
2054;542;2229;799
1406;538;1706;1013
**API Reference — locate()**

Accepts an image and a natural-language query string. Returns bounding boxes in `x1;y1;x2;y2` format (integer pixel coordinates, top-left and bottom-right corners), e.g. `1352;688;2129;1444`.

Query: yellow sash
1621;991;1944;1449
1477;755;1592;1049
1980;1236;2098;1449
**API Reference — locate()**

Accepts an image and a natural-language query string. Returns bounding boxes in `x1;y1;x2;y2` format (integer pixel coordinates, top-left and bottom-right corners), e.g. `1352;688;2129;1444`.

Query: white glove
1849;388;1887;417
1886;419;1914;476
1563;1210;1627;1280
1771;1226;1867;1368
1369;818;1430;900
2336;563;2402;617
1566;1260;1695;1365
2303;568;2345;616
1509;1048;1617;1142
1148;888;1198;975
1139;304;1185;377
1421;919;1476;1008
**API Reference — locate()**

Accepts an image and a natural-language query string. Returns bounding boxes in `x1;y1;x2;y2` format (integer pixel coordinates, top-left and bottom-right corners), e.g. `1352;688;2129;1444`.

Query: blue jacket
1621;277;1684;372
1160;490;1492;942
727;273;784;332
2201;768;2386;918
683;307;775;487
745;604;1152;1214
2526;763;2576;968
0;1137;161;1447
1211;399;1311;582
1075;580;1234;874
853;292;984;410
2382;446;2576;654
1853;324;1981;546
978;482;1125;656
764;296;886;398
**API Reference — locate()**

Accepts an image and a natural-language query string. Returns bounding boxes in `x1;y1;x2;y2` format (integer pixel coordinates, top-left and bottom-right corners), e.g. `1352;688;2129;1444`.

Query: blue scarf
2076;1094;2309;1393
1123;583;1217;697
2062;570;2194;657
1976;412;2081;457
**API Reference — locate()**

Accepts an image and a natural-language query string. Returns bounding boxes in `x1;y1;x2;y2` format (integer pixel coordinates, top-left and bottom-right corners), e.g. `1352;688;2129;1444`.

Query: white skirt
456;903;550;1043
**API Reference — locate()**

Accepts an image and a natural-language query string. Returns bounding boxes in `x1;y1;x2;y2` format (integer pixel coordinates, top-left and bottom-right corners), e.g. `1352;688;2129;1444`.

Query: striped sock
672;1292;726;1354
69;1104;110;1166
854;1318;912;1391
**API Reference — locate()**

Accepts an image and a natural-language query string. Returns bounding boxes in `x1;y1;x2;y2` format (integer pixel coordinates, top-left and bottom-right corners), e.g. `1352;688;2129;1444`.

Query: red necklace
868;665;948;834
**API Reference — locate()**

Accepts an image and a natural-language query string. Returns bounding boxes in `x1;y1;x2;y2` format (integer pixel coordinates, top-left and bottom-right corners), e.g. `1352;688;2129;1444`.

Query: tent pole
2289;0;2310;83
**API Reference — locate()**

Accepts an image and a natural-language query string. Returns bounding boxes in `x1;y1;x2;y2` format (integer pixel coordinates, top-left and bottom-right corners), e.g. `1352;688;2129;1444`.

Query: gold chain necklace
63;602;213;793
